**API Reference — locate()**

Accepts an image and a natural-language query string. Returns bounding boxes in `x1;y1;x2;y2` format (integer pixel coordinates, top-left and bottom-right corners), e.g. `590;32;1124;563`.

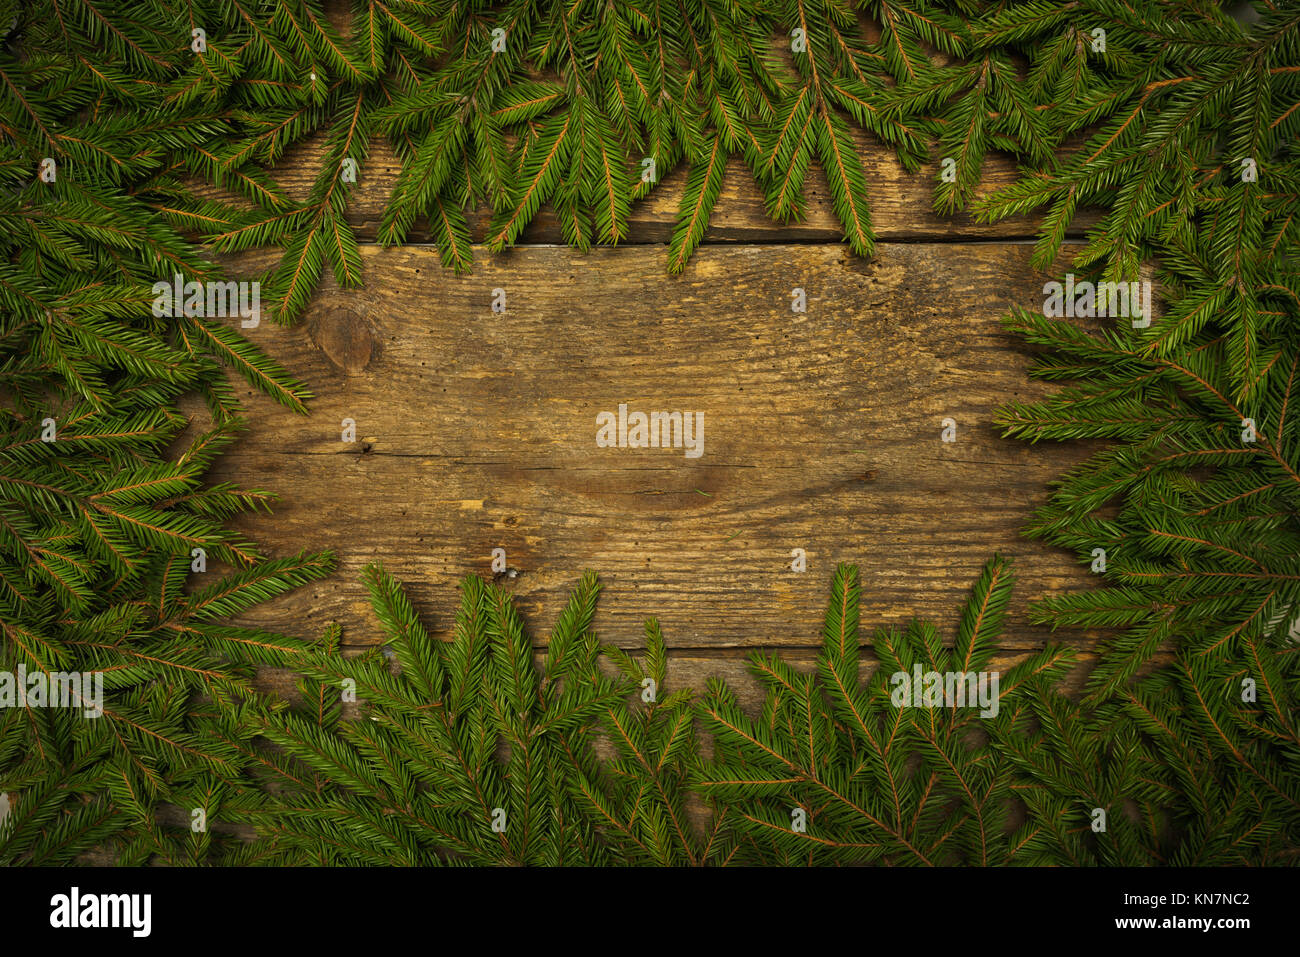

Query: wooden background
205;132;1120;701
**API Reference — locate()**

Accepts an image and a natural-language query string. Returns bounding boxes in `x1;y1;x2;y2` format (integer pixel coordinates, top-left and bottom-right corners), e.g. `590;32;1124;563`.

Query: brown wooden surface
237;132;1100;247
210;240;1105;655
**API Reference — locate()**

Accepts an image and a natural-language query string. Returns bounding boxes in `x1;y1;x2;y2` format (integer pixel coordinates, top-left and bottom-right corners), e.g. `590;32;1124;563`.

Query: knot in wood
307;304;376;375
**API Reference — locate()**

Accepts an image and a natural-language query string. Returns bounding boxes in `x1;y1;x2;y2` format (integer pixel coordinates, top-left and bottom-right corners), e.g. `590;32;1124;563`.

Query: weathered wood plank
224;132;1096;248
206;242;1100;651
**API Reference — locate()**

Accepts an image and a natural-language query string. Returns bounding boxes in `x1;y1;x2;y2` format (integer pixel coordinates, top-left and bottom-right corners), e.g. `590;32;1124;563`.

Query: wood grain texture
207;241;1103;653
198;130;1100;249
